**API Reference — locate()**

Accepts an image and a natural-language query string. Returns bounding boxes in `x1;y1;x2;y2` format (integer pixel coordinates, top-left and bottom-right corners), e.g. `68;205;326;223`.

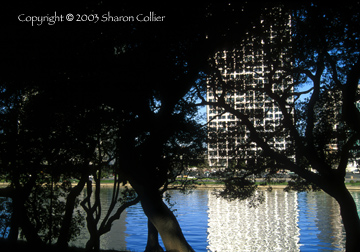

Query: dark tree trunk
134;184;194;252
8;176;41;245
57;173;88;248
145;220;164;252
83;205;101;252
8;195;42;246
82;180;101;252
321;177;360;252
332;185;360;252
85;225;100;252
18;206;43;245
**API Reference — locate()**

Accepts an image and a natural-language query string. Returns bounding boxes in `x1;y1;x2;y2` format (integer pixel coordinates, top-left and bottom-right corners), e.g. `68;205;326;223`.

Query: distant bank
1;182;360;191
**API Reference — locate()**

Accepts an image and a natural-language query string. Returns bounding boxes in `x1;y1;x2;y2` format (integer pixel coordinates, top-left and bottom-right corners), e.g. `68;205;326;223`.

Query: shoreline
1;182;360;191
167;184;360;191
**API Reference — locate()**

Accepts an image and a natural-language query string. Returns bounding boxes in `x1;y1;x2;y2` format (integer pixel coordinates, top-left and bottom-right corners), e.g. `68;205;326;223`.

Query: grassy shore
2;179;360;190
91;179;360;190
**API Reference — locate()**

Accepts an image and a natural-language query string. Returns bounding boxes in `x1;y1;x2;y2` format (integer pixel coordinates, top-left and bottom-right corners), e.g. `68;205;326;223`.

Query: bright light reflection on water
121;189;350;252
73;188;352;251
207;190;300;251
3;187;359;251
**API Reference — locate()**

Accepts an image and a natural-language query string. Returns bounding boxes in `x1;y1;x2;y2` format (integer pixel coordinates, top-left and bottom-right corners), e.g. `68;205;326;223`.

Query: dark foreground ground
0;240;127;252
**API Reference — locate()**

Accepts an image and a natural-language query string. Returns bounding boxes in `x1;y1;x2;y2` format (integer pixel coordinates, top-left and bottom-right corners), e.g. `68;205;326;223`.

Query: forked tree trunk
57;173;88;248
132;182;194;252
141;192;194;252
145;220;164;252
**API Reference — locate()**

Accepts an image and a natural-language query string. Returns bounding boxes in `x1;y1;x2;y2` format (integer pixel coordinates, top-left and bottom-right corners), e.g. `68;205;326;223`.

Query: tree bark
7;175;41;245
133;183;194;252
8;193;43;246
57;173;88;248
85;219;100;252
331;185;360;252
82;180;101;252
145;220;164;252
18;205;43;245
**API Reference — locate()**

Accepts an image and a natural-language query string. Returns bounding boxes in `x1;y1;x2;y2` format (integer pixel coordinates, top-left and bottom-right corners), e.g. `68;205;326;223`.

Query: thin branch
99;196;140;236
324;51;342;88
292;87;314;97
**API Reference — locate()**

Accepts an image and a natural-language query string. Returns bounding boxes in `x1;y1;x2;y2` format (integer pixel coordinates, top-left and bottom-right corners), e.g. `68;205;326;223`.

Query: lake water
67;188;360;252
2;187;359;251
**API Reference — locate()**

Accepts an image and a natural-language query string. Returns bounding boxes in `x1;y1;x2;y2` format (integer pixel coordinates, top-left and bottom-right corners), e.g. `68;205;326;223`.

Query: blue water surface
125;190;209;252
123;190;352;252
2;188;360;251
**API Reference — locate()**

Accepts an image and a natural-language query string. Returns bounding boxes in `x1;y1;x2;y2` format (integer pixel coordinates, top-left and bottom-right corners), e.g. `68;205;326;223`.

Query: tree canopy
196;2;360;251
1;1;360;251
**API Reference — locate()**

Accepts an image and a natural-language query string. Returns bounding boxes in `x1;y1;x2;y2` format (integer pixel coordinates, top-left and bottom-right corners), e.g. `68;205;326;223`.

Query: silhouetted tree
0;84;94;245
3;2;329;251
1;2;215;251
197;2;360;251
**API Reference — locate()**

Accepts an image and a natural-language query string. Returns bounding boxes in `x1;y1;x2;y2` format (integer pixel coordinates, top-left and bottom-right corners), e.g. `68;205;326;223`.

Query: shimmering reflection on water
123;189;349;252
207;190;300;251
297;191;345;251
48;188;357;251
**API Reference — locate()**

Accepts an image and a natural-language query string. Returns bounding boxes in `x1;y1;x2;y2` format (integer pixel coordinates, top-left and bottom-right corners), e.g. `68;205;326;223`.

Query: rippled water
207;190;300;251
121;189;352;252
2;187;359;251
297;192;346;251
122;190;209;251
